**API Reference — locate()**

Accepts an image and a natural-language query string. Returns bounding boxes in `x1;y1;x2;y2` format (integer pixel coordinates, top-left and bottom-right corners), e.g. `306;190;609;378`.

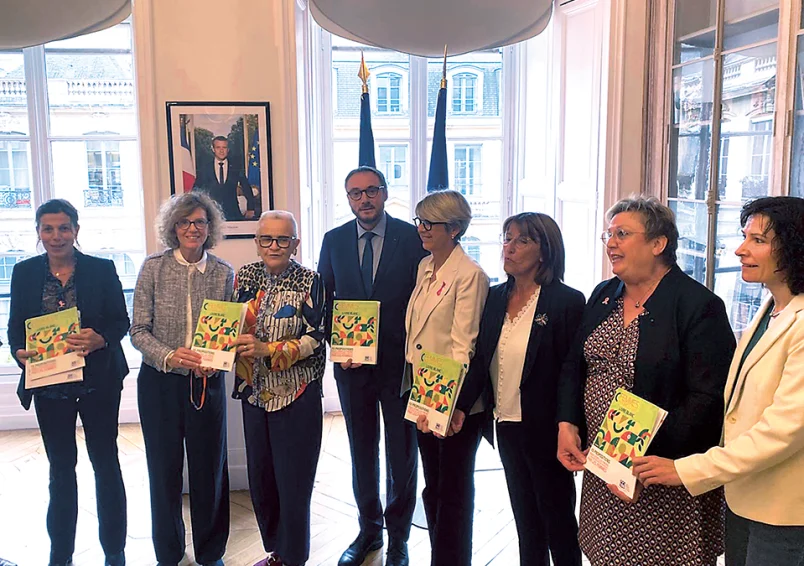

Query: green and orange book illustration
191;299;247;371
24;307;86;382
585;388;668;498
330;300;380;364
404;351;464;435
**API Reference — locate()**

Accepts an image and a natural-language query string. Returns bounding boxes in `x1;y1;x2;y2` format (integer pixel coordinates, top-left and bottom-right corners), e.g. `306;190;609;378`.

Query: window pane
789;35;804;197
723;2;779;50
718;43;776;202
672;199;710;285
674;0;717;64
669;61;715;200
0;52;29;135
45;28;137;137
713;204;763;339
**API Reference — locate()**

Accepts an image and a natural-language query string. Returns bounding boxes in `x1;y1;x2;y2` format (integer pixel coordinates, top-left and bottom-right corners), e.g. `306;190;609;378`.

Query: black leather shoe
105;551;125;566
386;538;409;566
337;532;383;566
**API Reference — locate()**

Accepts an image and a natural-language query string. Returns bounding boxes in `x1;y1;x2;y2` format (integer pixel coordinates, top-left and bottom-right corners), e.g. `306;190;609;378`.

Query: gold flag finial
440;45;448;89
358;51;370;94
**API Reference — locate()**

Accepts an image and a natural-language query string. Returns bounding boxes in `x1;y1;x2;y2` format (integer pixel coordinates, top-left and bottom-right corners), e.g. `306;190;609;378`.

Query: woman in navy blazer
8;199;129;566
457;212;584;566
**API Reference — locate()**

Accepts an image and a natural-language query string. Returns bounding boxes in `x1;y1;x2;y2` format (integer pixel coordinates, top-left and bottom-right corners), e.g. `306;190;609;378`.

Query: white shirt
162;249;208;371
490;286;541;422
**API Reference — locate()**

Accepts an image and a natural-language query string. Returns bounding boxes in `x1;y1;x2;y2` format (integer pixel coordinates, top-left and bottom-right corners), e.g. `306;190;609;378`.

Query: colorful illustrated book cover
330;300;380;364
191;300;247;371
584;388;668;497
404;351;464;435
24;307;86;381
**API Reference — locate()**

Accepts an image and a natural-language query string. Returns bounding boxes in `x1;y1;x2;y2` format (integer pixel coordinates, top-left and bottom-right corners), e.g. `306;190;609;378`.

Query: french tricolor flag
180;115;196;192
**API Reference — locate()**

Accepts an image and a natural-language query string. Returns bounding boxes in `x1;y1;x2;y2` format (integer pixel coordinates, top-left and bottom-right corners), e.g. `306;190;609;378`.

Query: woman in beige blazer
404;190;489;566
634;196;804;566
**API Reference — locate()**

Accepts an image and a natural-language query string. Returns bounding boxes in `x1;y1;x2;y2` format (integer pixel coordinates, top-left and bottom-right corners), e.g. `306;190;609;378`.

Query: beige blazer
675;293;804;526
403;244;489;391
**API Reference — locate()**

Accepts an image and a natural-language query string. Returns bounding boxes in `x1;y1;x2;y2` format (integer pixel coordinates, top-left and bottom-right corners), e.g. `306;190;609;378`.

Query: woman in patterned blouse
556;196;736;566
232;210;326;566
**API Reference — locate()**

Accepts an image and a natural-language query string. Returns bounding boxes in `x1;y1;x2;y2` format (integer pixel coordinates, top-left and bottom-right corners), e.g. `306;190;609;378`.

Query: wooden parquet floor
0;413;545;566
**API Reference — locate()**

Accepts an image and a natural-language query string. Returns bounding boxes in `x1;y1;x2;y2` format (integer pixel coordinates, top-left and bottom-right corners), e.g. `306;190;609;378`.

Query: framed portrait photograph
166;101;273;238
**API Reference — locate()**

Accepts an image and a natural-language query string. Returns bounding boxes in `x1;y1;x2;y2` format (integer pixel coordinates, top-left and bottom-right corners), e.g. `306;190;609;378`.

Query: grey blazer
130;249;234;373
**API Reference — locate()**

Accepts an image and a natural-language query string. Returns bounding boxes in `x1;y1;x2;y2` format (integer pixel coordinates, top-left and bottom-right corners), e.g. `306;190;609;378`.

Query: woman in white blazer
634;196;804;566
404;190;489;566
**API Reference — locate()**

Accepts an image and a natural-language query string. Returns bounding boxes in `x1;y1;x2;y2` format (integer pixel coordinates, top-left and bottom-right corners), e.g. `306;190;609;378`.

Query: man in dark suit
194;136;256;221
318;166;427;566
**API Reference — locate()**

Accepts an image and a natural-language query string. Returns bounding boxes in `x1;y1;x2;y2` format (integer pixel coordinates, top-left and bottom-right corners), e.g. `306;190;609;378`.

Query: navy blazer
457;279;585;448
318;214;428;385
8;251;130;410
557;265;736;459
194;161;255;220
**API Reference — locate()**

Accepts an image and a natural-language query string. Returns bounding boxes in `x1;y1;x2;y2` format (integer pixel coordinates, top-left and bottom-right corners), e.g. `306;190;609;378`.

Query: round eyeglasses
347;186;386;201
600;229;645;244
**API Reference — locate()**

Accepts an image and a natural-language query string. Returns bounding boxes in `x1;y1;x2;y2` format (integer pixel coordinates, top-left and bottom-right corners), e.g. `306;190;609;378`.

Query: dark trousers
726;507;804;566
242;379;323;566
496;422;581;566
34;386;127;564
417;412;484;566
336;372;418;541
137;364;229;565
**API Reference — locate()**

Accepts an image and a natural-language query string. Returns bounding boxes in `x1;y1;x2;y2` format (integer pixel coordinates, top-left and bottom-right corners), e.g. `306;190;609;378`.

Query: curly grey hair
156;191;225;250
606;195;679;265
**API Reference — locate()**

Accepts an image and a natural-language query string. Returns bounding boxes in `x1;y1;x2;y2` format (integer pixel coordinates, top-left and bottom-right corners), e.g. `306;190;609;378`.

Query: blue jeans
726;507;804;566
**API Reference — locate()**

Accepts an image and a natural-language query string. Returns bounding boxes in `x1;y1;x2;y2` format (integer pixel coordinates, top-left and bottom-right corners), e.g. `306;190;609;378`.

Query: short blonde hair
415;190;472;241
156;192;225;250
258;210;298;237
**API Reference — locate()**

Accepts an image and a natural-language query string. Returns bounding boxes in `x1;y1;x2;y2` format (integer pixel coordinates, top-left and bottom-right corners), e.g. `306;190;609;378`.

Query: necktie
361;231;375;297
218;162;225;184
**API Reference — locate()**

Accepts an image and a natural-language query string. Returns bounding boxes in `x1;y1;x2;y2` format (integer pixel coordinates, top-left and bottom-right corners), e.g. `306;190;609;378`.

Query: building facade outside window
452;72;478;114
454;145;482;196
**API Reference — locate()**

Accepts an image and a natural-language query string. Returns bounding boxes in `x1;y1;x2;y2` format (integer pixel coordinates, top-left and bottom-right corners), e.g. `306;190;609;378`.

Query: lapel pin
436;281;446;296
534;313;548;327
602;297;610;305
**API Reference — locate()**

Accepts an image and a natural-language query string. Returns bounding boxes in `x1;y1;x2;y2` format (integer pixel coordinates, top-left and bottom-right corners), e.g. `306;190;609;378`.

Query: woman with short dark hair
130;191;233;566
635;196;804;566
457;212;585;566
557;195;736;565
8;198;130;566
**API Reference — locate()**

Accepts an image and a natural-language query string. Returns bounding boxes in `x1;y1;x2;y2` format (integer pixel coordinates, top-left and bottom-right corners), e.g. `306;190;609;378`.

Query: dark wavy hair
502;212;566;285
36;199;79;229
740;196;804;295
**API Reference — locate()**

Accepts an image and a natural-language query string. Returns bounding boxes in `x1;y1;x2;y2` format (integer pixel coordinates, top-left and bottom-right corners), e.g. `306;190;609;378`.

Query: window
452;72;478;114
376;72;402;114
454;145;481;196
379;144;408;188
747;120;772;197
0;21;145;369
86;140;123;206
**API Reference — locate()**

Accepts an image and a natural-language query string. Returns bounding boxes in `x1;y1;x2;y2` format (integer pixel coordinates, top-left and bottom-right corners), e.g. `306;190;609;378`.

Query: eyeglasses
256;235;297;249
347;186;385;201
413;217;450;231
600;229;645;244
176;218;209;230
501;234;537;248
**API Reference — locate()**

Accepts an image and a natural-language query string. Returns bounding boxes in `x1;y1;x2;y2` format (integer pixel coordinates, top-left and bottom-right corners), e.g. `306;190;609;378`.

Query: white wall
129;0;302;488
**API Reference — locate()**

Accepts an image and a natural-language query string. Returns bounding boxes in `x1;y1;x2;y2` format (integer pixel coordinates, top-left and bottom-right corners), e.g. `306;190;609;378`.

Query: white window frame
448;67;483;115
371;65;408;115
0;23;141;379
453;144;482;195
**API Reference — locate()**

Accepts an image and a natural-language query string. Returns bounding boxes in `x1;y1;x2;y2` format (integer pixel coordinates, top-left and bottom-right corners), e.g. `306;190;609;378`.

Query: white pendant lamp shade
309;0;553;57
0;0;130;49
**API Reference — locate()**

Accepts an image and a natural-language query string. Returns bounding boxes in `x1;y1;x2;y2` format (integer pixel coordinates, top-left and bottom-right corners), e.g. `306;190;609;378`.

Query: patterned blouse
232;259;326;412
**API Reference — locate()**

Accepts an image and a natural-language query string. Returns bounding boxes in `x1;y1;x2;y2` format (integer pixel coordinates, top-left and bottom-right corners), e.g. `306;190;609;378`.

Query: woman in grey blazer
130;192;234;566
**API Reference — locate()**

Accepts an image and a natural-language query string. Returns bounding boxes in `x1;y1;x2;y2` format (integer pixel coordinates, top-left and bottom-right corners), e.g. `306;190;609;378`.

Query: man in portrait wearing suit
318;166;428;566
194;136;256;221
